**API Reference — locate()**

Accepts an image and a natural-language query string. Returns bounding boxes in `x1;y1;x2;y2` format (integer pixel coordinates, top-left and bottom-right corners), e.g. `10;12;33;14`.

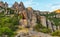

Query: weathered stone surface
31;14;37;27
0;1;8;8
19;19;27;27
19;2;25;11
22;10;27;19
18;6;37;28
40;16;47;27
15;30;53;37
0;1;4;7
12;2;19;10
4;2;8;8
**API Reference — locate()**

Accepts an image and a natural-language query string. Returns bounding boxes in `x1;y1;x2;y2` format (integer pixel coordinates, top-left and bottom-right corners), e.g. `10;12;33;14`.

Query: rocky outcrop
26;7;37;27
0;1;54;30
12;2;25;11
0;1;8;8
19;2;25;11
12;2;19;10
4;2;8;8
15;30;53;37
1;1;59;37
40;16;47;27
19;7;37;27
0;1;4;7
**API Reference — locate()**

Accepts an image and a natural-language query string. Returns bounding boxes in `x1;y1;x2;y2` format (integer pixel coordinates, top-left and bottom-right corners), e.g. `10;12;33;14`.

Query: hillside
0;1;60;37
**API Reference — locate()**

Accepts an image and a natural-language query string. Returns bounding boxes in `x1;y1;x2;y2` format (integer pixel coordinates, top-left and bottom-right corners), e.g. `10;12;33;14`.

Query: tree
0;16;18;37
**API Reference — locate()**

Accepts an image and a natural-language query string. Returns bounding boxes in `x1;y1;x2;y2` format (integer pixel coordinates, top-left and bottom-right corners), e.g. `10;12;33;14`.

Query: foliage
0;16;19;37
51;30;60;36
34;23;51;33
44;12;60;29
0;27;14;35
33;23;42;31
0;6;22;37
40;28;51;33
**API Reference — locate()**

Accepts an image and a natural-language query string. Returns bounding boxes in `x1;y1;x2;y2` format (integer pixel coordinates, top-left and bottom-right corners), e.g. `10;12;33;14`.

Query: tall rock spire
4;2;8;8
12;2;19;10
19;2;25;11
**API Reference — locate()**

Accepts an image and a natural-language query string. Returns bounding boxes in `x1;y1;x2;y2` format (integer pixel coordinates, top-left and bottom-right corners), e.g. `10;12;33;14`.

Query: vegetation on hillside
0;7;23;37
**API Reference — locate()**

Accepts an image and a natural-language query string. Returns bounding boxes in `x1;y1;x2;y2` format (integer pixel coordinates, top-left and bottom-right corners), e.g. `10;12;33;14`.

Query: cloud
51;3;60;11
51;5;60;11
23;0;39;8
51;2;60;6
45;3;60;11
1;0;60;11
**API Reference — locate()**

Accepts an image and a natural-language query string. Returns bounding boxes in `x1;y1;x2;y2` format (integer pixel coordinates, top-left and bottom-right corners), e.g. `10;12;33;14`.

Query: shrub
51;30;60;36
40;28;51;33
34;23;51;33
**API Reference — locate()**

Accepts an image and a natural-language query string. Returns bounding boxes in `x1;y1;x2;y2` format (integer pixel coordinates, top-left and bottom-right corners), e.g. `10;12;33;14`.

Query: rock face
12;2;25;14
19;7;37;27
4;2;8;8
12;2;19;10
0;1;8;8
40;16;47;27
1;2;59;37
26;7;37;27
0;1;4;7
0;2;54;29
19;2;25;11
14;2;37;28
15;30;52;37
12;2;25;11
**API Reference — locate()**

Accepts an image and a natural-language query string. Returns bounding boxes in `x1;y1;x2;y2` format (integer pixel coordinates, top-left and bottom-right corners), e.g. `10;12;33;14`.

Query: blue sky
0;0;60;11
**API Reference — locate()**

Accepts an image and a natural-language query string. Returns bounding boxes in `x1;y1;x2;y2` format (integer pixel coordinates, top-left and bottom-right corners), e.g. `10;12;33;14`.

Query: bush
40;28;51;33
34;23;51;33
51;30;60;36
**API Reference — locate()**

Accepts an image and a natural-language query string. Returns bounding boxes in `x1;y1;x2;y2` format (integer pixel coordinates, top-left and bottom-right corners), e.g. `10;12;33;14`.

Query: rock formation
12;2;19;10
1;1;60;37
0;1;4;7
40;16;47;27
4;2;8;8
19;2;25;11
0;1;8;8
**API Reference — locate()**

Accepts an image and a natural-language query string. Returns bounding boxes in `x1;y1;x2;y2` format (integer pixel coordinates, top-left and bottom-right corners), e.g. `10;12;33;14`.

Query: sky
0;0;60;11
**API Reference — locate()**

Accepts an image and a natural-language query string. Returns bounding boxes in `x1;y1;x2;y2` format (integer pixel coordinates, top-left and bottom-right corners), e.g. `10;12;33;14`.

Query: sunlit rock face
26;7;37;27
22;10;27;19
40;16;47;27
54;9;60;13
27;7;33;19
52;9;60;18
19;19;28;27
19;10;28;27
31;14;37;27
19;6;37;27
